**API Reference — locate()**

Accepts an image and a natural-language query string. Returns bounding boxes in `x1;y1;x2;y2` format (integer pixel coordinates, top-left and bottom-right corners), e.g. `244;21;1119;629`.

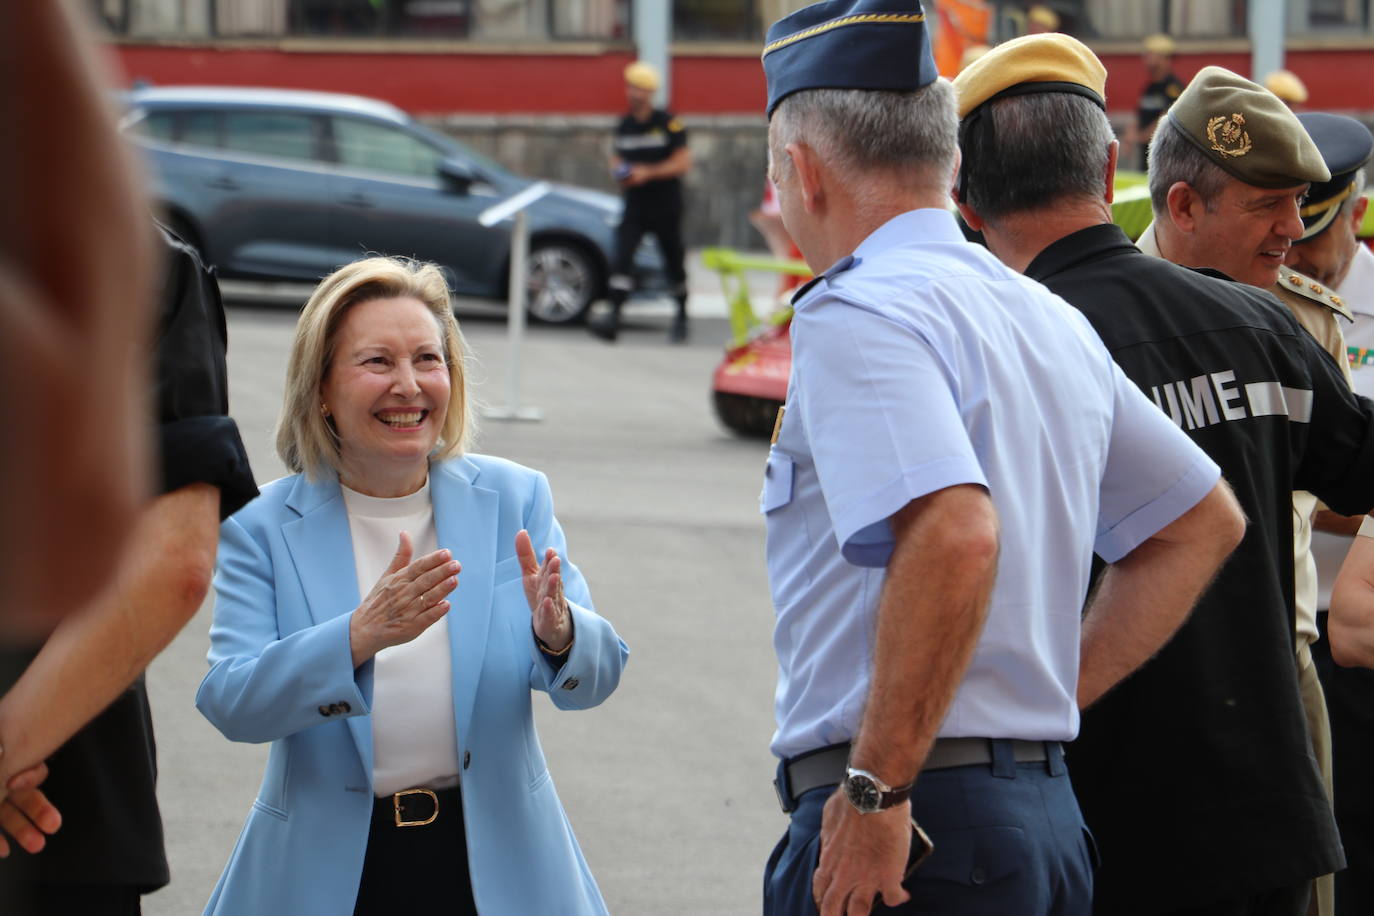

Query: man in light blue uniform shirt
758;4;1247;915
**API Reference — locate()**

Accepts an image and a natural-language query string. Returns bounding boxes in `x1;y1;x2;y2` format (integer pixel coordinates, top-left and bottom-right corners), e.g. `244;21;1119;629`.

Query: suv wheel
526;242;598;324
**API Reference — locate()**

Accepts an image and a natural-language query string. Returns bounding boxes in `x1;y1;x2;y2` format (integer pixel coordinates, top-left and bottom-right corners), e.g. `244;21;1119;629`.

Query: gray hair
1342;168;1368;218
958;92;1115;221
1147;116;1231;215
769;80;958;189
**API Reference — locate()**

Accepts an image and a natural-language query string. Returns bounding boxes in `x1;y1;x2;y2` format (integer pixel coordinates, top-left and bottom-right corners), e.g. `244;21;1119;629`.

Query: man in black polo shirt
0;225;258;915
588;60;692;344
1124;33;1182;170
953;35;1374;916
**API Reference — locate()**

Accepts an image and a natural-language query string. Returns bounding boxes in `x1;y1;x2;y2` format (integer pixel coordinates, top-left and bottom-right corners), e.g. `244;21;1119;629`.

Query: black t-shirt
0;225;257;891
1027;224;1374;913
1137;72;1183;132
613;109;687;206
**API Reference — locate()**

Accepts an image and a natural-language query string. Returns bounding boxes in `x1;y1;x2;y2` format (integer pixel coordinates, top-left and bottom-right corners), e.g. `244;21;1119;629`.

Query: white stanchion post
478;182;551;421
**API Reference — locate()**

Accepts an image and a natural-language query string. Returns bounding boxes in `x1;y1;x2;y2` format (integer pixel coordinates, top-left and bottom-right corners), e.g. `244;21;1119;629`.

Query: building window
673;0;761;41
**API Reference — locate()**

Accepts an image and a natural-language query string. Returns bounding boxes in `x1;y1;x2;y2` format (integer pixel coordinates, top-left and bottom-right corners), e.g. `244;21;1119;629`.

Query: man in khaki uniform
1136;66;1347;916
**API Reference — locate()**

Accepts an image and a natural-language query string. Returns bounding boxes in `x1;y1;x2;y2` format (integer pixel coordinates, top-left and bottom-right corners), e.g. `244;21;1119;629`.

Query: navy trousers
764;741;1095;916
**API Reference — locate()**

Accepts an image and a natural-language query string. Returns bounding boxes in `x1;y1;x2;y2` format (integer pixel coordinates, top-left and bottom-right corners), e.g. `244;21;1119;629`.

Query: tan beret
952;32;1106;120
1264;69;1309;105
1028;5;1060;30
1166;65;1329;188
624;61;660;91
1143;33;1175;56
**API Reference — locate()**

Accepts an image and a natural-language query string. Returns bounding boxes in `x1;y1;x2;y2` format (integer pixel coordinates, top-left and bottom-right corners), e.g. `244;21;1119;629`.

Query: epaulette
789;254;862;307
1277;265;1353;319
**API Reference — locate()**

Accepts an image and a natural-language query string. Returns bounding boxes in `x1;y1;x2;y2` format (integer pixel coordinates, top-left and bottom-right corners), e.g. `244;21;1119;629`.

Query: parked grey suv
122;86;662;323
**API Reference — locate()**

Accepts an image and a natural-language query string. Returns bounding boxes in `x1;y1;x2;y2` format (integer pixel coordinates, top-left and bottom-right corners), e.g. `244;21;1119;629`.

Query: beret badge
1207;113;1253;158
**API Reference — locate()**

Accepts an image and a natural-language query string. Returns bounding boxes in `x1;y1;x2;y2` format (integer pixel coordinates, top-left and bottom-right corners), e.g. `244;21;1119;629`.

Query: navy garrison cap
1295;112;1373;240
762;0;937;118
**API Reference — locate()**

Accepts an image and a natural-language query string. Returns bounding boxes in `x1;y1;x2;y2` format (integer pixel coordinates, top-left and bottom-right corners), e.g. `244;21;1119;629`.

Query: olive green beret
1165;65;1330;188
952;32;1106;120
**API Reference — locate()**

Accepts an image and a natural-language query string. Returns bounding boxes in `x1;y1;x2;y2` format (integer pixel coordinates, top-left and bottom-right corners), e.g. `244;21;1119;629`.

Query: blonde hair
276;257;472;480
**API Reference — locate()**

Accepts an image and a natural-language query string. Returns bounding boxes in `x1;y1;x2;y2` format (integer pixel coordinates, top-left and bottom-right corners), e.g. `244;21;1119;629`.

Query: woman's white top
341;479;461;797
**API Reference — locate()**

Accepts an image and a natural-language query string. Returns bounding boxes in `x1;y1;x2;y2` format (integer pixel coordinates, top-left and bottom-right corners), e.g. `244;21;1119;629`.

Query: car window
333;117;443;179
181;111;220;148
137;111;176;142
223;111;319;163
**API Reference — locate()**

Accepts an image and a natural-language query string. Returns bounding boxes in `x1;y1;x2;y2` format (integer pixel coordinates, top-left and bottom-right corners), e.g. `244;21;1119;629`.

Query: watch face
844;774;881;811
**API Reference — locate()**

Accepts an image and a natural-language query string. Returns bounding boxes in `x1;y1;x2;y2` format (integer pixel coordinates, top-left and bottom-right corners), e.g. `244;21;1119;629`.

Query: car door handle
341;193;374;209
206;176;240;191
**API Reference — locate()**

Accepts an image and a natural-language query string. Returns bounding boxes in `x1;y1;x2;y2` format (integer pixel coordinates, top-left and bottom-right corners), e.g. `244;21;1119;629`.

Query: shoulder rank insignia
1277;265;1353;319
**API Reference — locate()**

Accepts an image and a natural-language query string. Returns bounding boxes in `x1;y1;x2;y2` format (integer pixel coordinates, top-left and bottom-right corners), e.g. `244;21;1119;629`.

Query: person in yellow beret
1027;3;1059;33
955;34;1374;916
588;60;693;343
1266;68;1310;108
1123;33;1182;168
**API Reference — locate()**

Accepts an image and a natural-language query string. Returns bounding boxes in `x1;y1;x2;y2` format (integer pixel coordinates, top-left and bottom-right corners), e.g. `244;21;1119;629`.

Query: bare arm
813;484;999;916
1078;480;1244;709
0;0;156;637
624;148;692;186
0;484;221;798
849;485;999;781
1314;509;1367;537
1329;530;1374;667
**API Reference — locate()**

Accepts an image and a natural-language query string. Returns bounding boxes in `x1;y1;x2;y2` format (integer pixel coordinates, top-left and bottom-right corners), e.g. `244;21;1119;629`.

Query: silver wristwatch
842;767;913;814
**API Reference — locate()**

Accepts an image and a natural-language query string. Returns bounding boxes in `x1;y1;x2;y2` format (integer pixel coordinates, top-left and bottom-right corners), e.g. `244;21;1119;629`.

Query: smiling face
320;296;450;497
1187;178;1309;288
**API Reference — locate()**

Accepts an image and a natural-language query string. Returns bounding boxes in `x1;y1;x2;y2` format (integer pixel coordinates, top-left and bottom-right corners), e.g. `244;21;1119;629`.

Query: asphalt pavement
142;260;789;915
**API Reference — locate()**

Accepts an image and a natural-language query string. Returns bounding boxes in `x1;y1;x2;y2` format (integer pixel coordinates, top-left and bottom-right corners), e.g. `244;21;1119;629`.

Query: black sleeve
153;223;258;519
1292;326;1374;515
664;111;687;150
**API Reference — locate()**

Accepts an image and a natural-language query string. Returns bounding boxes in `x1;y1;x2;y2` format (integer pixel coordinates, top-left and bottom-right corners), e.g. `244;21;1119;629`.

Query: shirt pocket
761;451;795;514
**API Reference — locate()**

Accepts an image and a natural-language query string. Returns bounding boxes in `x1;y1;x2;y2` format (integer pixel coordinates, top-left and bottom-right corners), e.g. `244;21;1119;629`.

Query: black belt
775;738;1058;814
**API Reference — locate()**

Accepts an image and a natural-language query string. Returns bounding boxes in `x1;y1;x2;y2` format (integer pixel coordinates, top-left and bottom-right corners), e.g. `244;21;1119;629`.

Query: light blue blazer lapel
432;458;498;750
280;472;374;778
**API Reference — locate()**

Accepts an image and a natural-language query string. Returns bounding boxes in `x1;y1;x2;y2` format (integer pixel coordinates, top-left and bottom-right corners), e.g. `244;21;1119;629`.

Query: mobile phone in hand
905;821;934;879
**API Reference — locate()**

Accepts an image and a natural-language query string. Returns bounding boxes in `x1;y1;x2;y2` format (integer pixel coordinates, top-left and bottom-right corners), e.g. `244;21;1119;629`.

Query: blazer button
318;705;331;717
562;677;580;691
329;703;343;716
339;701;351;714
463;751;471;770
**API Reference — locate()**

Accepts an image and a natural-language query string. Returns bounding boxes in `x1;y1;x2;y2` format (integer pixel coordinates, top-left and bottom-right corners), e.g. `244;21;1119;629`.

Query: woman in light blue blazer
196;257;627;915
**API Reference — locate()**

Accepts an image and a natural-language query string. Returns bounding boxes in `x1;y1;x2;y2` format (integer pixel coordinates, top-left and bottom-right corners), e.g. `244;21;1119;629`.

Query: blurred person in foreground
0;224;258;916
1122;34;1182;169
0;0;156;640
954;35;1374;916
758;4;1243;915
1135;68;1358;914
1295;112;1374;916
588;61;693;343
196;256;627;915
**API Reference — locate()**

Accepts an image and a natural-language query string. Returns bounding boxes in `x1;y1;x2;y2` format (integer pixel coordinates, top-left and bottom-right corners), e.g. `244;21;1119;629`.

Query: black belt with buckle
774;738;1057;813
374;786;460;828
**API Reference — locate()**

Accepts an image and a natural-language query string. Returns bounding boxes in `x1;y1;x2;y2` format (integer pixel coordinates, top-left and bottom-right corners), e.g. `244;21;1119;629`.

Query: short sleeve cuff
1358;515;1374;540
836;456;988;567
158;416;259;519
1094;453;1221;563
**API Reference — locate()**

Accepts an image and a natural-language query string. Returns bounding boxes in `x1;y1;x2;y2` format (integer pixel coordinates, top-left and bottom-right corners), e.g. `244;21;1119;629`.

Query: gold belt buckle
393;788;439;827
